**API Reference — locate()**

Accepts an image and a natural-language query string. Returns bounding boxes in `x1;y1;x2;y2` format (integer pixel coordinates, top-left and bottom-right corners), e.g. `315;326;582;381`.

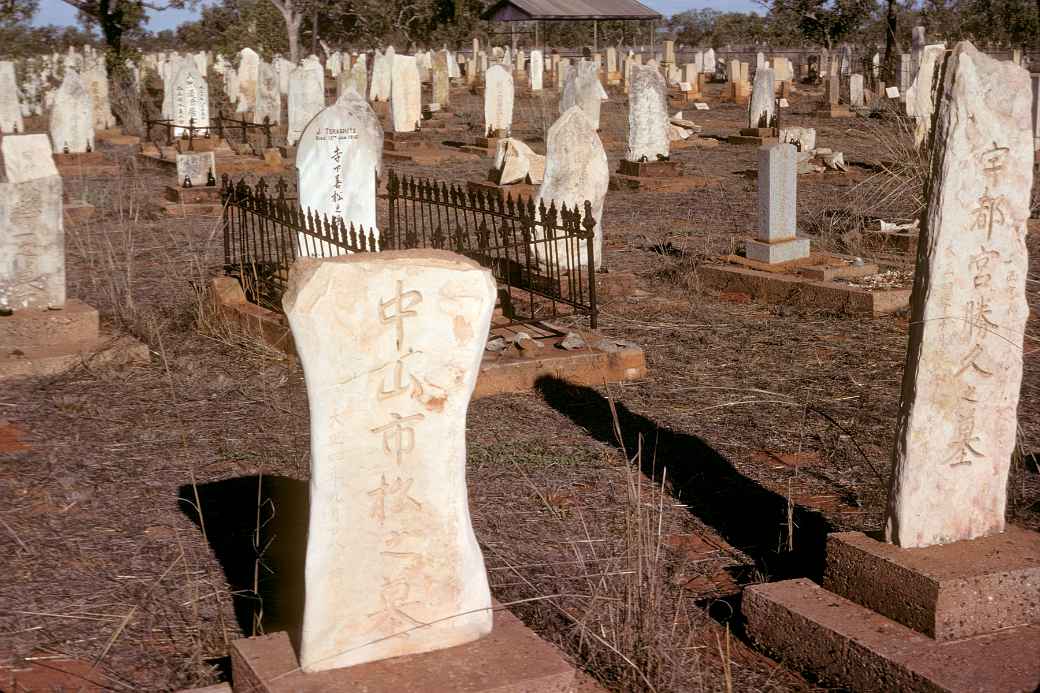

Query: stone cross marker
390;54;422;133
626;64;669;163
886;42;1034;549
483;65;513;136
284;250;496;672
49;70;95;154
288;61;327;146
0;134;64;311
746;144;809;264
535;106;608;271
295;90;383;253
176;151;215;188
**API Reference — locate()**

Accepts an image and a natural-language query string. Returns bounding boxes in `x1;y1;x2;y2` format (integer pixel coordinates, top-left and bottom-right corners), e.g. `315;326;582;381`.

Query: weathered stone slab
0;61;25;134
176;151;215;188
49;71;95;154
283;250;495;671
885;42;1034;549
625;64;669;163
171;62;209;135
746;143;809;264
748;67;776;129
534;106;608;270
1;135;64;310
389;54;421;133
254;61;281;125
287;61;326;146
483;65;513;136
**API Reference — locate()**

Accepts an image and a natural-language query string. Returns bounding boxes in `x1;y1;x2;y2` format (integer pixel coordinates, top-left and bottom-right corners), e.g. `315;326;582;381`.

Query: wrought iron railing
221;171;598;328
144;111;275;154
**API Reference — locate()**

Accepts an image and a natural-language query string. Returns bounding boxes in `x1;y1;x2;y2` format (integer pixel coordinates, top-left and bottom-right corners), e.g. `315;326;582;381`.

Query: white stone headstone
255;61;282;125
748;67;776;129
176;151;215;187
746;144;809;263
530;50;544;92
885;42;1034;549
370;50;392;102
0;61;25;133
626;64;669;163
288;61;327;146
295;89;383;252
82;55;115;130
535;107;608;270
483;65;513;136
0;134;64;310
906;44;947;145
703;48;716;75
285;250;495;672
171;63;209;135
49;71;95;154
432;50;451;107
390;54;421;133
849;73;865;108
492;137;545;185
560;60;607;130
236;47;260;113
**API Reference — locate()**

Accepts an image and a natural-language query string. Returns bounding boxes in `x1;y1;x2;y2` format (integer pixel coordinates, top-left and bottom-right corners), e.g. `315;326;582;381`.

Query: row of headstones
279;39;1033;673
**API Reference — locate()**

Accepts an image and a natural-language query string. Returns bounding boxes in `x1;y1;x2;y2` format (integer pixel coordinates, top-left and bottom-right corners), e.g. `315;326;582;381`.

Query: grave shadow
177;475;309;649
534;376;833;581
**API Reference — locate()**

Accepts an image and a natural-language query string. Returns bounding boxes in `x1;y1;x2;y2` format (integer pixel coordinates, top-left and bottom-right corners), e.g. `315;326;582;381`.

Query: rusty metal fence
221;170;598;328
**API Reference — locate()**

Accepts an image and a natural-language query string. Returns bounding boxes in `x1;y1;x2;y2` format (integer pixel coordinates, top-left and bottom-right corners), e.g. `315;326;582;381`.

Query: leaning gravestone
0;61;25;133
886;42;1033;549
176;151;215;188
535;106;608;270
287;60;326;146
626;64;669;162
0;134;64;310
171;62;209;135
284;250;496;672
49;71;95;154
254;61;281;125
483;64;514;136
295;89;383;253
389;54;422;133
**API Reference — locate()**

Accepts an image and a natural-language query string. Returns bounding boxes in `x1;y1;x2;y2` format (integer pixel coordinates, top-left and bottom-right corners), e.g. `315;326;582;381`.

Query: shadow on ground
177;475;309;648
534;376;833;581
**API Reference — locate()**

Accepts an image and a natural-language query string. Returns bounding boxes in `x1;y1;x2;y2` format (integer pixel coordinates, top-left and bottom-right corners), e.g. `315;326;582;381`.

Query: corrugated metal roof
482;0;662;21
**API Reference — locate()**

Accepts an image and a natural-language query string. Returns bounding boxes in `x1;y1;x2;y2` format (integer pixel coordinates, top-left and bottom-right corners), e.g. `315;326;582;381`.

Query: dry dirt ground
2;81;1038;692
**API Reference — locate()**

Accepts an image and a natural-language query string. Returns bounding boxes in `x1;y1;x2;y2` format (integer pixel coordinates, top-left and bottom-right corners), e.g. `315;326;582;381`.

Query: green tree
768;0;878;48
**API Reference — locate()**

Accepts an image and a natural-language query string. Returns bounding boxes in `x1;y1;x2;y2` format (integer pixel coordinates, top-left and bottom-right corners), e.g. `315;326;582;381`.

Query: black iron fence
221;170;598;328
145;111;276;154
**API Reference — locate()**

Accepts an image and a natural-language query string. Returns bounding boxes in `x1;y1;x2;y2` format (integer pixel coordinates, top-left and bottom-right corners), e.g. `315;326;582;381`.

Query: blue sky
33;0;761;32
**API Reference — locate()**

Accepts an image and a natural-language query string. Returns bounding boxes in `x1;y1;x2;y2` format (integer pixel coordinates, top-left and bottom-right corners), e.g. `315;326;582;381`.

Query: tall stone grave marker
483;64;513;136
535;107;608;270
625;64;669;162
390;54;422;133
236;47;260;113
0;61;25;133
295;90;383;252
255;61;281;125
886;42;1034;549
530;50;544;91
370;50;392;102
171;63;209;135
284;250;496;671
746;144;810;264
560;60;607;130
288;61;327;146
747;67;776;129
849;73;864;108
432;51;450;107
49;71;95;154
0;134;64;310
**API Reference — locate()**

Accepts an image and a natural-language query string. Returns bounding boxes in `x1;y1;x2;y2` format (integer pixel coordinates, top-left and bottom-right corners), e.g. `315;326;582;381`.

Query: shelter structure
481;0;662;51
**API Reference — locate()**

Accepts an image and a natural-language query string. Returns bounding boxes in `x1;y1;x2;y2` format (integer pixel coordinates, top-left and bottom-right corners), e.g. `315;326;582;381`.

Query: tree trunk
109;64;144;137
311;13;318;57
882;0;898;85
279;7;302;63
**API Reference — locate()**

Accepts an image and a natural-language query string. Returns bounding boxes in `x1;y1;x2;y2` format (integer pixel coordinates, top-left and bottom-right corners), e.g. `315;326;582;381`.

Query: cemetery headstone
390;54;422;133
745;143;810;264
0;61;25;133
288;61;327;146
284;250;496;671
49;71;95;154
885;42;1033;549
626;64;669;163
295;90;383;252
483;64;513;136
176;151;216;188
